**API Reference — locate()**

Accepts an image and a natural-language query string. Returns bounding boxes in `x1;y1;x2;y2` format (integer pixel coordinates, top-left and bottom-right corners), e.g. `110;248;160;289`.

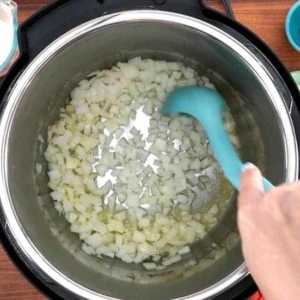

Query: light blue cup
0;0;18;76
286;1;300;52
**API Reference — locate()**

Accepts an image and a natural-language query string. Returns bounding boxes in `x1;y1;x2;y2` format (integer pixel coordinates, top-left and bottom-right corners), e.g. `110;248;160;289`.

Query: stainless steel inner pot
0;10;298;300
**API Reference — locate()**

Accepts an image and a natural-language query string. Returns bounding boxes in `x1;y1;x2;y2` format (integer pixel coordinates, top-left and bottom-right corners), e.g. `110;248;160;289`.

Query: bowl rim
285;1;300;52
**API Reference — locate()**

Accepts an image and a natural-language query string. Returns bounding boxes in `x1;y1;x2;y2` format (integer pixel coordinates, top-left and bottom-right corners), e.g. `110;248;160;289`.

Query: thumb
238;163;264;208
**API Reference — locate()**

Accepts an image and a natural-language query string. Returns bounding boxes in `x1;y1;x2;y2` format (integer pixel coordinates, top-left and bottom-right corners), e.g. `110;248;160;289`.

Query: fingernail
242;162;256;172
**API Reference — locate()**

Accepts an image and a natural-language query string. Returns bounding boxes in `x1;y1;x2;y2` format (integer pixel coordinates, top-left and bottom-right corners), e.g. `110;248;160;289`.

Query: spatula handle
200;114;273;192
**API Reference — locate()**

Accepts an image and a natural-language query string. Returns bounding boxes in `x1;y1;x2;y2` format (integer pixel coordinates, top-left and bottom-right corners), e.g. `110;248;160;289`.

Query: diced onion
35;163;42;174
44;57;239;267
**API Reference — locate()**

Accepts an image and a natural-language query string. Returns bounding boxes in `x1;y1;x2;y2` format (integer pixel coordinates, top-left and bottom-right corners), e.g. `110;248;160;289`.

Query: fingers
238;163;265;208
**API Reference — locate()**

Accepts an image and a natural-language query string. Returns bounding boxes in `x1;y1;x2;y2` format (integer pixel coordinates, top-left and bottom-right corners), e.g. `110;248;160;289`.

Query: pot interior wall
6;21;286;299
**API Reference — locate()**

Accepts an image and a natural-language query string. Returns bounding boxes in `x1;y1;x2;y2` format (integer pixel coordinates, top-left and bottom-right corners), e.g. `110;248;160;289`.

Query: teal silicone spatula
161;86;273;191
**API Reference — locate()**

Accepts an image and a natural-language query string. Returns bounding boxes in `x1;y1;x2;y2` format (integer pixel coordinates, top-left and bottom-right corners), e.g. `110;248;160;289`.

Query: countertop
0;0;299;299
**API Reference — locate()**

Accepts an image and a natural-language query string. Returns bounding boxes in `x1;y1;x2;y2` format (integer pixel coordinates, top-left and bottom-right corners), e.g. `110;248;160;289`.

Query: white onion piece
162;254;182;266
178;246;191;255
143;262;157;270
35;163;42;174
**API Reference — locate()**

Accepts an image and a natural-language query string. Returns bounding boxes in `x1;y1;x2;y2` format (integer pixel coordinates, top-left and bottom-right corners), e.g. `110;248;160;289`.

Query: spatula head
161;86;227;121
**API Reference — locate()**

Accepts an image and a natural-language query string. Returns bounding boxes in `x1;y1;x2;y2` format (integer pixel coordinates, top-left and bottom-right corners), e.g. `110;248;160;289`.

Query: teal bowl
286;1;300;52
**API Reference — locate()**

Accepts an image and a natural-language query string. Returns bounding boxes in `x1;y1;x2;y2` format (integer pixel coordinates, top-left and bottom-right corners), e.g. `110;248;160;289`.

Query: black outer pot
0;1;299;299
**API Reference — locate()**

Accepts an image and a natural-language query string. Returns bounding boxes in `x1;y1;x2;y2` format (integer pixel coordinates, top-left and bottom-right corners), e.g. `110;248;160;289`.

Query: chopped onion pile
44;57;239;269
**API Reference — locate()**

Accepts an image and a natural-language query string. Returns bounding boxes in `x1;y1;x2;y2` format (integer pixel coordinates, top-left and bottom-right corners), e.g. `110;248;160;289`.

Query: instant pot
0;0;300;299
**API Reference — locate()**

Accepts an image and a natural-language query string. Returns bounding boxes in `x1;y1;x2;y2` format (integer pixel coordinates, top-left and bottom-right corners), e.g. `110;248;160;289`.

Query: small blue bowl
286;1;300;52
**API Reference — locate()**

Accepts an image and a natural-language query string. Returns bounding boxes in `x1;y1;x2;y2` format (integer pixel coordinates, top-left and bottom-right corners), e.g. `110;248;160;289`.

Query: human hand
238;164;300;300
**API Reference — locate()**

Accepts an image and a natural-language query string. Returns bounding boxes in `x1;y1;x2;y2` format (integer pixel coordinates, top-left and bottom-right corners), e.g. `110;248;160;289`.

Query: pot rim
0;10;298;300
